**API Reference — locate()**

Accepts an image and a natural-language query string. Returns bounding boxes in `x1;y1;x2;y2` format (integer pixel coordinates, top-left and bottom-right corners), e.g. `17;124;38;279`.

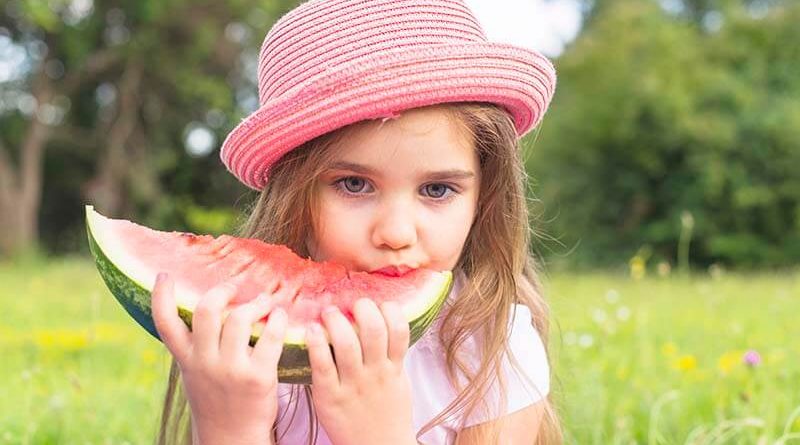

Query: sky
464;0;583;57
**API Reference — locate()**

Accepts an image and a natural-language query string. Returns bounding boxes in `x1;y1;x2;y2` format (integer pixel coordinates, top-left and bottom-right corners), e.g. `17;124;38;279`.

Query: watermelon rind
85;205;453;384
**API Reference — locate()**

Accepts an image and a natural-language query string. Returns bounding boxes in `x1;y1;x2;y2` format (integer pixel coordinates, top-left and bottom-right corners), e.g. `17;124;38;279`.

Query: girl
151;0;559;444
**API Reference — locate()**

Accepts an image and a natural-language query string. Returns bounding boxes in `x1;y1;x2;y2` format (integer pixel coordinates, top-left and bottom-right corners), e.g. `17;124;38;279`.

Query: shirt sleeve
462;303;551;427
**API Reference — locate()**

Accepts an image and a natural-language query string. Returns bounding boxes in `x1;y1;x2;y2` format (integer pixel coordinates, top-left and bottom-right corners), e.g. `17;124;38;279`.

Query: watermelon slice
84;205;452;384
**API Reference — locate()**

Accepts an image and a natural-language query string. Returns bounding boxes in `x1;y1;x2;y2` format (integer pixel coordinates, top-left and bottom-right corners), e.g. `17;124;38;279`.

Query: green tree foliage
529;0;800;269
0;0;301;256
2;0;796;270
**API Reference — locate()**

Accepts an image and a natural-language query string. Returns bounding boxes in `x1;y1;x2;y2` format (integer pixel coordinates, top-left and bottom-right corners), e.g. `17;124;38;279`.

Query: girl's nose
371;199;418;250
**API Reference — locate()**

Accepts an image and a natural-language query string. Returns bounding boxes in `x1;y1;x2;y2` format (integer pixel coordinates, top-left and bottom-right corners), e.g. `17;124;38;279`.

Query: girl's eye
343;177;367;193
422;183;456;200
333;177;457;201
334;176;373;195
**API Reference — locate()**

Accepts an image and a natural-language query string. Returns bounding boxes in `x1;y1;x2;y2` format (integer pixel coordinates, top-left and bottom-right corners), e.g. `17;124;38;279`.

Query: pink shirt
274;272;550;444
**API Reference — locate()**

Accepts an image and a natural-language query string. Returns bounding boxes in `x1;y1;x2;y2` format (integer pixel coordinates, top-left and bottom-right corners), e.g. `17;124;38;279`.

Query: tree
0;3;120;256
0;0;301;257
529;0;800;268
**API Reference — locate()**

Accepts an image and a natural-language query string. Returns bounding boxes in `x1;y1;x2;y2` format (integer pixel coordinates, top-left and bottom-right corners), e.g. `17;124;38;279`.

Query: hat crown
257;0;488;105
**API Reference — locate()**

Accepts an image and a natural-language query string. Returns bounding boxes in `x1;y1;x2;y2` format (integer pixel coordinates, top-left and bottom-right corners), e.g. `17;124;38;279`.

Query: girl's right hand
151;272;289;445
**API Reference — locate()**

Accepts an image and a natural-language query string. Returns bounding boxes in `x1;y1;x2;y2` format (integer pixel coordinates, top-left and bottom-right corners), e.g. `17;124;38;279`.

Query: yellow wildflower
718;351;741;375
34;328;89;351
629;256;646;280
673;354;697;372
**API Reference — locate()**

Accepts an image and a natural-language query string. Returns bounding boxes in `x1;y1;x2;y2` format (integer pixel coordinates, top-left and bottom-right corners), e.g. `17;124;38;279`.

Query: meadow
1;258;798;444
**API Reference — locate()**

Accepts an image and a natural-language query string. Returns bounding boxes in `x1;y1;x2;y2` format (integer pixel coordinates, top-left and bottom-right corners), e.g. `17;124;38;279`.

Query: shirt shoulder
406;272;550;430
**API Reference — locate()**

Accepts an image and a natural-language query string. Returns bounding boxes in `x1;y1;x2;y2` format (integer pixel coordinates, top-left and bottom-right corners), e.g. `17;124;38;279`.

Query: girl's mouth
370;265;416;277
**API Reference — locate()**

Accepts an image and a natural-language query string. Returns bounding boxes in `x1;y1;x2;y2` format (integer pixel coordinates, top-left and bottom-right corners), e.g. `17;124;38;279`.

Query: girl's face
307;106;480;275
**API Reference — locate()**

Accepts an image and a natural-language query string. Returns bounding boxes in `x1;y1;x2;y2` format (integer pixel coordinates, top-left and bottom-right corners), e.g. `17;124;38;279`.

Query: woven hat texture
220;0;557;190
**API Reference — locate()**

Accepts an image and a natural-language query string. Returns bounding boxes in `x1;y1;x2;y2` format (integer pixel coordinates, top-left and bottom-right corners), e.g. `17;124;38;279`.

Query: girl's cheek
311;201;369;262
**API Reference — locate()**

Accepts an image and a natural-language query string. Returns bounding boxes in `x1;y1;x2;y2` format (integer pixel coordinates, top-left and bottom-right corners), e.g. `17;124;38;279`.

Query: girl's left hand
306;298;416;445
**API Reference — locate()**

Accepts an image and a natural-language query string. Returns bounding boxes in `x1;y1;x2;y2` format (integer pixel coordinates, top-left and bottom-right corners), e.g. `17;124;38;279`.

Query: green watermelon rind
85;205;452;384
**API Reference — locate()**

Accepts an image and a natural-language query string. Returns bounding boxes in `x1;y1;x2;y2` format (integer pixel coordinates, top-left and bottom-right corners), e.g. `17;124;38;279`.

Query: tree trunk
82;60;144;217
0;42;119;258
0;67;54;258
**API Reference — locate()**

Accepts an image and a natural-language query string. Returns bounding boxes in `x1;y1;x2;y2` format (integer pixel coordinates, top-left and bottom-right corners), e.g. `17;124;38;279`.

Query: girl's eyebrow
329;161;476;181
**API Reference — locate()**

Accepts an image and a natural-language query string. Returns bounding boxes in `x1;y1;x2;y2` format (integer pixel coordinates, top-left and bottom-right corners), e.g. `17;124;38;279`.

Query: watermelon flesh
84;205;452;384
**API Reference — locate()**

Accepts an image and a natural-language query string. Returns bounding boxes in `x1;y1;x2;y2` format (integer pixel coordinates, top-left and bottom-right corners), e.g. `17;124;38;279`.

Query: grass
0;257;798;444
544;269;800;444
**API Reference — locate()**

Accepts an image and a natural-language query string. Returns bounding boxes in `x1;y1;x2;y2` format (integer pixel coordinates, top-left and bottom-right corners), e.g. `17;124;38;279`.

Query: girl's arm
191;421;276;445
454;401;545;445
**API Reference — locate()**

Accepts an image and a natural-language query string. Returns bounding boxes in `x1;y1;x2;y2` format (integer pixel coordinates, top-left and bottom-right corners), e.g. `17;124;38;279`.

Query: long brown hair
156;102;562;444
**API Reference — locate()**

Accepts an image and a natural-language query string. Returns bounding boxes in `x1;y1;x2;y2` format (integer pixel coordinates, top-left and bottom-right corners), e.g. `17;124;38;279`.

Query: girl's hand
306;298;416;445
151;272;289;445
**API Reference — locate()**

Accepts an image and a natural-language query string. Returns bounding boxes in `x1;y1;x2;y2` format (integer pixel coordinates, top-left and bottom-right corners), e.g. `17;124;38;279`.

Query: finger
381;301;410;363
305;322;339;388
219;292;275;364
251;306;288;367
250;279;294;365
191;281;241;360
352;298;388;366
273;278;302;304
321;306;363;382
151;272;191;363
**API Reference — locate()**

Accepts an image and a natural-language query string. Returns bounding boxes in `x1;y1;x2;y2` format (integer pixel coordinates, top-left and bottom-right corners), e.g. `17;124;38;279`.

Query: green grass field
1;258;798;444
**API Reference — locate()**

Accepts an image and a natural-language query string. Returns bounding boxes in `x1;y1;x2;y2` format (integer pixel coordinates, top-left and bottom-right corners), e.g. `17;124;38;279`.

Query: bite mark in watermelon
84;205;452;384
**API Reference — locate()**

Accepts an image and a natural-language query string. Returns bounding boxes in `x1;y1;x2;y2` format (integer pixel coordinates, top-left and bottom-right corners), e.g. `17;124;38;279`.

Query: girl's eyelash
331;176;460;202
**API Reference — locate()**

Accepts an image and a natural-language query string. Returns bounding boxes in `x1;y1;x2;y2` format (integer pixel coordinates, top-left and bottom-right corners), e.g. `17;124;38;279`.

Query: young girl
151;0;559;443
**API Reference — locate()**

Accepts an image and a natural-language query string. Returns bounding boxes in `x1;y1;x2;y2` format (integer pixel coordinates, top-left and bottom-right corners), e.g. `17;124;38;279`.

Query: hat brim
220;42;556;191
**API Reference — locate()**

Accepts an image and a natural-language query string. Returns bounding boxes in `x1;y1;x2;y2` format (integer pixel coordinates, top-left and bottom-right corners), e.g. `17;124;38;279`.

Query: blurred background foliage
530;0;800;270
0;0;797;271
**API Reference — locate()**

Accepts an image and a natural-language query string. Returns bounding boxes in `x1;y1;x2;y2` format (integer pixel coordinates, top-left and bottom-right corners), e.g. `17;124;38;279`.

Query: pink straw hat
220;0;557;190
